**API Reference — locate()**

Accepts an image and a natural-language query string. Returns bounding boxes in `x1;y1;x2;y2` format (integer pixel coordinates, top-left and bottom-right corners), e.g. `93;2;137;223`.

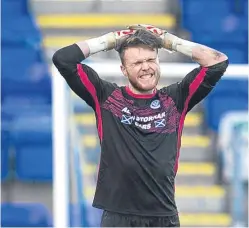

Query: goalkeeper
53;25;228;227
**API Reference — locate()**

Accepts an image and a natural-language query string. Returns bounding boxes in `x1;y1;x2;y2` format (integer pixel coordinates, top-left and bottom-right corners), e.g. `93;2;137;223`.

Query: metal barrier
218;111;248;226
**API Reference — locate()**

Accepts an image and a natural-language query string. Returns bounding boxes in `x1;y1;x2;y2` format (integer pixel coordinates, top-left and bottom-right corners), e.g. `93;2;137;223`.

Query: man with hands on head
52;24;228;227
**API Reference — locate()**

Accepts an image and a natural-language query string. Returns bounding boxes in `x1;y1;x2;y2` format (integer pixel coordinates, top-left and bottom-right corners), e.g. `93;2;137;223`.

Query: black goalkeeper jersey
52;44;228;216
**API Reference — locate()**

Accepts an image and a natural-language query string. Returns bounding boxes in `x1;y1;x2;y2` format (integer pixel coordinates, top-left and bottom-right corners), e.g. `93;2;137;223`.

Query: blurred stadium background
1;0;248;227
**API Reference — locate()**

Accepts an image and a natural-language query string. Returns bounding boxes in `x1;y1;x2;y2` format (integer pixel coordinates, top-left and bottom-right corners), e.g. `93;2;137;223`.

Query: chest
102;91;181;134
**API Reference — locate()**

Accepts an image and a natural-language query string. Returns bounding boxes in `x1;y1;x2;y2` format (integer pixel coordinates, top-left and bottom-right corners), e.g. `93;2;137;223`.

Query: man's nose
141;61;149;70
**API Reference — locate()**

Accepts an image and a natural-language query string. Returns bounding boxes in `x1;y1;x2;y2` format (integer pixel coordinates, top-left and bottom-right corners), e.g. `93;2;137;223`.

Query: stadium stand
203;78;248;132
179;0;248;64
1;0;52;226
1;0;247;227
1;203;52;227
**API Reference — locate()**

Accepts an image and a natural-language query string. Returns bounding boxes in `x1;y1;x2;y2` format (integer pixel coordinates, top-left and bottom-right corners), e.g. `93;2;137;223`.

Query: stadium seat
15;146;53;181
1;146;8;180
2;101;52;118
2;46;45;78
11;113;52;143
180;0;248;64
191;30;247;45
2;80;51;105
2;16;41;47
203;78;248;131
180;0;230;30
1;0;53;183
1;45;52;103
1;112;12;180
10;114;52;181
181;0;247;31
219;47;247;64
1;0;30;17
1;203;52;227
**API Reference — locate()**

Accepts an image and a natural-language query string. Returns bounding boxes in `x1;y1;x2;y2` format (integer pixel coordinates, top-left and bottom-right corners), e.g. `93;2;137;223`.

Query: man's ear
120;65;128;77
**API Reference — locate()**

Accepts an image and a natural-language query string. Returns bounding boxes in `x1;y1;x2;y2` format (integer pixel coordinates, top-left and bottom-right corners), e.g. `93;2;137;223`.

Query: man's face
120;46;161;93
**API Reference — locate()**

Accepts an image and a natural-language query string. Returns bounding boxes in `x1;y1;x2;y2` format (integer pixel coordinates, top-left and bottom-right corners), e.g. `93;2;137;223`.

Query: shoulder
158;83;180;96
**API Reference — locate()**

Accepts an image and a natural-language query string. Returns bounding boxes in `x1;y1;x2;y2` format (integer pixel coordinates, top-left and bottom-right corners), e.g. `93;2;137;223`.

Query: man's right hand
105;29;135;51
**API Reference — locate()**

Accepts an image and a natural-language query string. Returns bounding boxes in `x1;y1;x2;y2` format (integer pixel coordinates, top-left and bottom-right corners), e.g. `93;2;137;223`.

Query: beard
127;70;161;93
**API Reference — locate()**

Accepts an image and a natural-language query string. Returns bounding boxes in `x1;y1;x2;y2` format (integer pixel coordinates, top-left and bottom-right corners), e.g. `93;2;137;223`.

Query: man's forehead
124;47;158;62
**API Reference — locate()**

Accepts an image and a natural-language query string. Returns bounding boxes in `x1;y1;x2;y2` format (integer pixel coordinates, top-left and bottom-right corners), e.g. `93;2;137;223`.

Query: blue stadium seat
181;0;230;30
191;30;247;45
1;203;52;227
1;0;29;17
2;0;41;47
10;114;52;181
2;17;41;47
2;80;52;105
1;45;52;103
219;47;247;64
1;113;12;180
1;112;12;143
15;146;53;181
2;46;44;78
180;0;248;64
2;101;52;118
1;146;8;180
11;114;52;144
203;78;248;131
181;0;247;32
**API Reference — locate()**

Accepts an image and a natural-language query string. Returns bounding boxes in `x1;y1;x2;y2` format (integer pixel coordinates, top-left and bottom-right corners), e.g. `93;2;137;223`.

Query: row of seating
1;203;92;227
2;1;88;227
180;0;248;63
2;0;52;181
203;78;248;132
2;105;53;181
1;203;52;227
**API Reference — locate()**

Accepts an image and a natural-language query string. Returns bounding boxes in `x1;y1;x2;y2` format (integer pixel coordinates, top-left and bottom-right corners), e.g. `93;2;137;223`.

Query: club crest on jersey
150;100;160;109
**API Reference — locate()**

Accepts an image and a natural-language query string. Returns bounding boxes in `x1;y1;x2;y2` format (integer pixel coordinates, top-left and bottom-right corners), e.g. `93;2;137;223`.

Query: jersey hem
92;203;178;217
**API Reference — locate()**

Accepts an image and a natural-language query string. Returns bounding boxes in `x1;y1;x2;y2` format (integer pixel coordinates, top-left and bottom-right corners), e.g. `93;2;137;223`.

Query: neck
125;85;156;99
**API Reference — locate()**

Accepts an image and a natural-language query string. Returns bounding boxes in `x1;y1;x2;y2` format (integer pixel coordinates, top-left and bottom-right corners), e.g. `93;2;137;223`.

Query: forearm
164;33;228;67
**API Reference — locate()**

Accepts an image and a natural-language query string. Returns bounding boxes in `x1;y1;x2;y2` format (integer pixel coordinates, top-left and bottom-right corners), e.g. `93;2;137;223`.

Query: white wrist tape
164;33;196;58
85;35;109;55
174;39;196;58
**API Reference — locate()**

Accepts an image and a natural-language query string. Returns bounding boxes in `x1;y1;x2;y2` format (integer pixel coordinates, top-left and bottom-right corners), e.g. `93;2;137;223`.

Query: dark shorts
101;210;180;227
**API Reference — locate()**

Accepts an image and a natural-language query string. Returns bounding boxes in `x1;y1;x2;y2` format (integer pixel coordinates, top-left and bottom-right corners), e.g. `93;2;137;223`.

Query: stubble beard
128;70;161;94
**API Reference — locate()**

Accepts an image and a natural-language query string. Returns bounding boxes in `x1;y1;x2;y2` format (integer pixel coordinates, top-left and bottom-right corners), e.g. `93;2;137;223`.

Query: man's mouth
140;74;154;79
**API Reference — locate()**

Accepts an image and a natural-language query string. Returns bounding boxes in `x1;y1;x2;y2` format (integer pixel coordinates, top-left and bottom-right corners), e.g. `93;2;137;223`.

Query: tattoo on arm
212;50;223;60
192;45;228;66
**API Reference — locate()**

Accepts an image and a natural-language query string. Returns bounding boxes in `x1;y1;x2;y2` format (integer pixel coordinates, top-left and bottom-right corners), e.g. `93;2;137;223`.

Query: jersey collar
125;86;156;99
